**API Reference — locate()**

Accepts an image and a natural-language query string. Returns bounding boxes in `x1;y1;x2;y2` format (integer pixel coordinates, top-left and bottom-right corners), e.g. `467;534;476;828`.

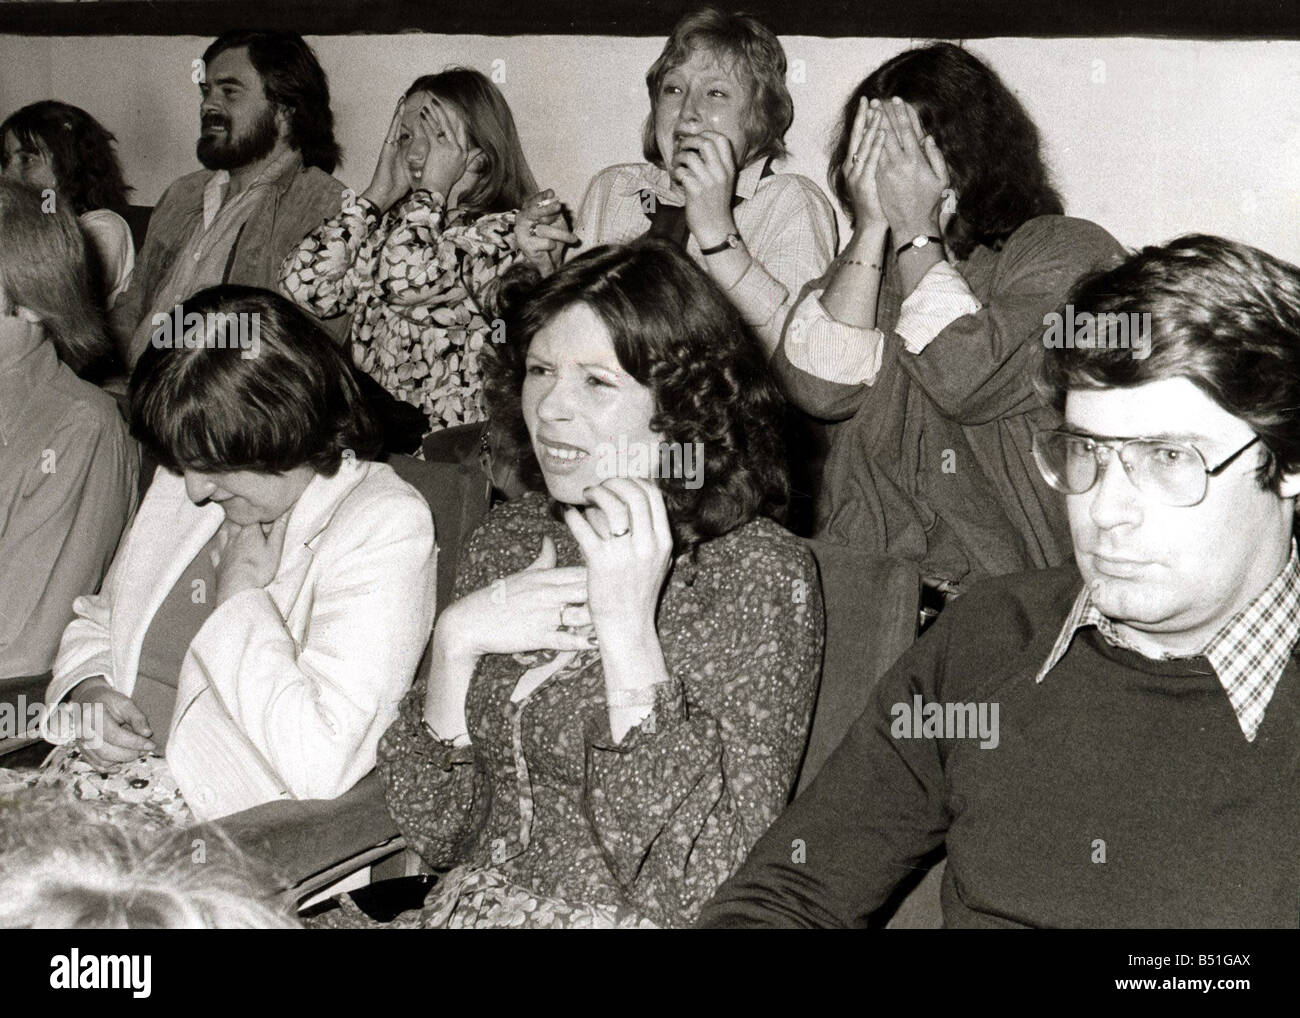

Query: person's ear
1278;466;1300;500
466;148;487;176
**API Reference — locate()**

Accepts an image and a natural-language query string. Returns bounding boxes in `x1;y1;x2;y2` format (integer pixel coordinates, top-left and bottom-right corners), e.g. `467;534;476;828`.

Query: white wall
1;33;1296;262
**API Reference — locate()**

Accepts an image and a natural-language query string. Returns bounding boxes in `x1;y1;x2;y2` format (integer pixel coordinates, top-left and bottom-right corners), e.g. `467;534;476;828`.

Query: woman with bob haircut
574;7;837;356
1;101;135;311
14;285;436;828
777;42;1123;597
282;67;562;434
0;177;136;682
312;239;823;929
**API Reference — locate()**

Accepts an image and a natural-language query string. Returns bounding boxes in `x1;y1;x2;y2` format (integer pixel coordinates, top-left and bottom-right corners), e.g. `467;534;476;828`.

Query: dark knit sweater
698;565;1300;928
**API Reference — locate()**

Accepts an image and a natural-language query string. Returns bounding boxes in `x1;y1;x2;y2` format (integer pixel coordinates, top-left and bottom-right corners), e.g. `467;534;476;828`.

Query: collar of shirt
617;157;770;207
0;335;59;446
201;147;303;230
1035;542;1300;741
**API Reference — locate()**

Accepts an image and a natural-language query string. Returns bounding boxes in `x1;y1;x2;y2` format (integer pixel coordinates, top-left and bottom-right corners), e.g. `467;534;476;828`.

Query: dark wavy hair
1038;234;1300;495
642;7;793;169
0;177;111;379
203;30;341;173
483;239;790;550
404;68;538;218
0;101;132;215
130;285;380;477
830;42;1063;260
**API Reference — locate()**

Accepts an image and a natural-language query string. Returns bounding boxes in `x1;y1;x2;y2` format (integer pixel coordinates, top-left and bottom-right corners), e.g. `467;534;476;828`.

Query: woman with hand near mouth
3;285;436;830
281;68;566;434
573;7;837;357
312;240;823;929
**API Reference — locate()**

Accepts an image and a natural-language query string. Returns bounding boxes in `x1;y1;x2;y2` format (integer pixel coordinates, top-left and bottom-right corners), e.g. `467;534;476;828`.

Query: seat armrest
200;770;402;902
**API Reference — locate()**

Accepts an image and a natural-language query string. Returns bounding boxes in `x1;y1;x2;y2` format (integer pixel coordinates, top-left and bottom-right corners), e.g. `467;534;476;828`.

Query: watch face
914;236;931;248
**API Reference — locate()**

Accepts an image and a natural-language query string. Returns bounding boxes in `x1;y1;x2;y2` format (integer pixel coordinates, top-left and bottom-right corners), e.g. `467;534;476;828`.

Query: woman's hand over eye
876;97;949;241
360;97;414;214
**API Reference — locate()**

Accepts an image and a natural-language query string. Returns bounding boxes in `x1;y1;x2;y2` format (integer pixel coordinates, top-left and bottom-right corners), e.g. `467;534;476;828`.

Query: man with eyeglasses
699;234;1300;928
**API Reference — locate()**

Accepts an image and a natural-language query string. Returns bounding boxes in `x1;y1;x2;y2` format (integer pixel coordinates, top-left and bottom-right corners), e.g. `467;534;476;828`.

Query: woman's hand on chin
438;535;596;659
213;514;290;606
564;478;672;642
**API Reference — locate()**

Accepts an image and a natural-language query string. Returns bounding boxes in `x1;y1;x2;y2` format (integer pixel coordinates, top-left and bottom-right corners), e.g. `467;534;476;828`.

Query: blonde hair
0;794;301;929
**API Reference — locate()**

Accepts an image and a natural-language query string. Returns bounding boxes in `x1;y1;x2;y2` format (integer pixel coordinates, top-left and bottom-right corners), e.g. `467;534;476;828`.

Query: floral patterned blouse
279;191;522;432
373;492;824;928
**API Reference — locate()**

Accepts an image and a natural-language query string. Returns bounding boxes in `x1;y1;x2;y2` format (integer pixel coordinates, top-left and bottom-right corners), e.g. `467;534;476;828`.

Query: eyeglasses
1031;430;1261;507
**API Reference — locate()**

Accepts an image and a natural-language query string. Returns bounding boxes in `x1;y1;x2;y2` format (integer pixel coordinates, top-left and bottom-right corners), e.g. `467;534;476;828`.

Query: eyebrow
1060;424;1217;444
524;353;621;374
210;75;246;88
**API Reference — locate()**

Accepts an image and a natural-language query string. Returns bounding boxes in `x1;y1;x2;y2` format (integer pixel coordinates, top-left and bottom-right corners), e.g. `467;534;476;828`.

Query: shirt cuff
782;288;885;386
895;261;983;355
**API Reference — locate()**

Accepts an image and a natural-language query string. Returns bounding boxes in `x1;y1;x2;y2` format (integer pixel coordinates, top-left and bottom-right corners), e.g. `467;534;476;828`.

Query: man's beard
196;106;280;171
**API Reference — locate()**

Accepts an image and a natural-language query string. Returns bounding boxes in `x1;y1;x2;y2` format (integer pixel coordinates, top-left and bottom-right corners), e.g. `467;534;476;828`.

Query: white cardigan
47;459;437;821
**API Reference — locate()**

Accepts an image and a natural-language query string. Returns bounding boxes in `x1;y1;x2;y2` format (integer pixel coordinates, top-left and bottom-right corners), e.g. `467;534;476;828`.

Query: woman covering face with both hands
573;7;837;356
314;240;824;929
777;43;1124;589
281;68;569;434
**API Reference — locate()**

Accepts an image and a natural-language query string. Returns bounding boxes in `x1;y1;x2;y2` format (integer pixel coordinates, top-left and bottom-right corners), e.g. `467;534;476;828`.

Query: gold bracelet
839;257;883;271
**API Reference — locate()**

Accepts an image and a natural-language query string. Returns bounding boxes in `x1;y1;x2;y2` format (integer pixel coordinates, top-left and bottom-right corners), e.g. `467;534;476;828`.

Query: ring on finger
528;222;538;238
558;602;583;631
607;526;630;538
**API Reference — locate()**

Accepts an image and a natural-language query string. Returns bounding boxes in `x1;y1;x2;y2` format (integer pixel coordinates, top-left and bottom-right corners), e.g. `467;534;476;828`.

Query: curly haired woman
312;239;824;929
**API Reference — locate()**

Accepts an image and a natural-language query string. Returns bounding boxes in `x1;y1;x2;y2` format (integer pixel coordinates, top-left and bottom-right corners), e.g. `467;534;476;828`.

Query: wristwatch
896;234;944;258
699;232;741;256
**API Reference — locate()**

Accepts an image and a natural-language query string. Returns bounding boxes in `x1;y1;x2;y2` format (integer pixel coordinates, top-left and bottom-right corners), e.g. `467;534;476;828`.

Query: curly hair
1037;234;1300;495
0;177;111;379
642;7;793;169
829;42;1063;260
203;30;341;173
0;101;132;216
130;284;381;477
482;239;790;550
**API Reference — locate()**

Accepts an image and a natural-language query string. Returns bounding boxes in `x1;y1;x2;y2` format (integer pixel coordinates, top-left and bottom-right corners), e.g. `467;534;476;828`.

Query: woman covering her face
572;8;838;357
2;286;437;829
778;43;1125;593
281;67;563;435
314;240;824;929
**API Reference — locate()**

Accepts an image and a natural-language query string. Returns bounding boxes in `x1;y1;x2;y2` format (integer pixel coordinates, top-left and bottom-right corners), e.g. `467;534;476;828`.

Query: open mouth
536;438;589;473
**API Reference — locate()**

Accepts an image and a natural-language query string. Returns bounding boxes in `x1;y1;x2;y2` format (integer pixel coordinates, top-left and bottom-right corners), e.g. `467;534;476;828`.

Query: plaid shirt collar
1035;541;1300;742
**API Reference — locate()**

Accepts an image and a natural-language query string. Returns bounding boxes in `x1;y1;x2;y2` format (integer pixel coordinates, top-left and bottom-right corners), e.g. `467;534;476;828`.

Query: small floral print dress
311;492;825;930
280;191;523;434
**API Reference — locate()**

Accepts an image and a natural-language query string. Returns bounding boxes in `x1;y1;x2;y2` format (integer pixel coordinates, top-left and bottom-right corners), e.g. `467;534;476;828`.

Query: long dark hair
830;42;1063;259
484;239;790;551
405;68;537;218
0;101;132;216
203;30;341;173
